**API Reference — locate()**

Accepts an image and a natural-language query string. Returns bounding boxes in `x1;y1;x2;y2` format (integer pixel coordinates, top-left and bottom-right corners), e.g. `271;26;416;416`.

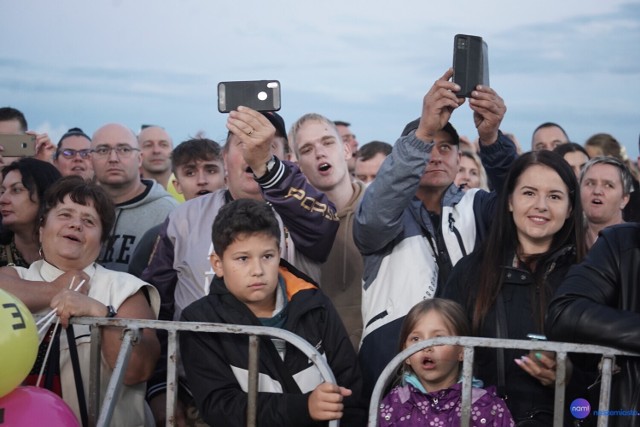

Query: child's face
404;310;463;393
173;159;225;201
210;232;281;318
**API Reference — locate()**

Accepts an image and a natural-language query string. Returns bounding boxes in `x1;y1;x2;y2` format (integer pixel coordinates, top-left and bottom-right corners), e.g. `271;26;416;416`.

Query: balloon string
35;278;86;388
37;279;86;342
35;319;60;388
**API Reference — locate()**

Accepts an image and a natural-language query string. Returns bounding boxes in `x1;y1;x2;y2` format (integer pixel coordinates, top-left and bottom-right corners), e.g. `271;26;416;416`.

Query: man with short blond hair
290;113;366;349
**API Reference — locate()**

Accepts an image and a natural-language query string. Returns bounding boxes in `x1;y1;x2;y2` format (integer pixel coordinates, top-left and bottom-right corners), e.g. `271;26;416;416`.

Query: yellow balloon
0;289;38;398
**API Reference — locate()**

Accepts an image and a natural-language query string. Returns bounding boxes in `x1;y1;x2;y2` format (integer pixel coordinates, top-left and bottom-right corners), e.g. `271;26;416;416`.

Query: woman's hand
515;350;573;387
50;289;106;328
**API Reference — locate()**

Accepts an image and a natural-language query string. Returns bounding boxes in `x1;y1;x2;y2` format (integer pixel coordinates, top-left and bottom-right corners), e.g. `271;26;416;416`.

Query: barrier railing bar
367;336;639;427
166;329;178;426
597;356;615;427
460;346;474;427
88;326;102;426
69;317;339;427
247;335;259;427
96;328;140;427
554;351;567;426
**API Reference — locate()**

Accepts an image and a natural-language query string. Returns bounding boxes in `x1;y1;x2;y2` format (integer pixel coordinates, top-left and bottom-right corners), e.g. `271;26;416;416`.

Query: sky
1;0;639;157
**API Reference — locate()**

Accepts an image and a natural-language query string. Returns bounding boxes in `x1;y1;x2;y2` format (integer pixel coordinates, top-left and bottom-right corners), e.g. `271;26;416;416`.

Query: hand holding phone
218;80;281;113
453;34;489;98
0;134;37;157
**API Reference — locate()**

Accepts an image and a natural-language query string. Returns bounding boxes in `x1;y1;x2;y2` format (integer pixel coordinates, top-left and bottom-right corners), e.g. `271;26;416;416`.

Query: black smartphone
0;134;37;157
217;80;281;113
452;34;489;98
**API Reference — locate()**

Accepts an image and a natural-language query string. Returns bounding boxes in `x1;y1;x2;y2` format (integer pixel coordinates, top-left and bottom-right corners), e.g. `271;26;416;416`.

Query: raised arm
259;158;339;262
355;68;465;253
470;84;516;191
228;106;339;263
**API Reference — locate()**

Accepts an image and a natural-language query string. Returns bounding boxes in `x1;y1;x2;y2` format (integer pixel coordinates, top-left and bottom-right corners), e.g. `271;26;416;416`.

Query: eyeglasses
57;148;92;159
92;146;140;159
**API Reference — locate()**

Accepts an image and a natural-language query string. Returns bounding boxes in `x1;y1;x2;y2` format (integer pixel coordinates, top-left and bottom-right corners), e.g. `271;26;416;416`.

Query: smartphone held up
0;134;37;157
452;34;489;98
217;80;281;113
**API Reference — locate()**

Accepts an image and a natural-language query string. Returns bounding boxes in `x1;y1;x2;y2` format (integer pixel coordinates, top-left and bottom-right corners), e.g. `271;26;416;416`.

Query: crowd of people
0;65;639;427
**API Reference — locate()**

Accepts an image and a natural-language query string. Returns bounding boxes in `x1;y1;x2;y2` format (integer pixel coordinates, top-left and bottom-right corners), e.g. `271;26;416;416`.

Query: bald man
91;123;178;272
138;125;173;189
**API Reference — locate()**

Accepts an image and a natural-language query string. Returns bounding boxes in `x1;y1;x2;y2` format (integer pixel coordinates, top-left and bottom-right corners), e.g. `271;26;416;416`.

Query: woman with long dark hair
441;150;587;425
0;157;62;266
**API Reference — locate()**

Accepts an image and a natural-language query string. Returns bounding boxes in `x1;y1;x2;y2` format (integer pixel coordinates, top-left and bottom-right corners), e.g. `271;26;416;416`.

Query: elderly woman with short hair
1;175;160;427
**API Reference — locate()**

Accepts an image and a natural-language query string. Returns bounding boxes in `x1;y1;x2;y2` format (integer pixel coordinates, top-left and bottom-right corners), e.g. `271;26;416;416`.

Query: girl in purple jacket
378;299;514;427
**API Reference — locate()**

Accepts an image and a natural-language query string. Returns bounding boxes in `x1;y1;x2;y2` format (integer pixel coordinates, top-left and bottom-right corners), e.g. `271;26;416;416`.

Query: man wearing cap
353;68;517;395
53;127;94;180
142;107;339;425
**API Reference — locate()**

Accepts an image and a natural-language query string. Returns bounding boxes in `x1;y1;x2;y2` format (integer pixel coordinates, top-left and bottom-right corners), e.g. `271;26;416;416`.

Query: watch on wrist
265;156;276;174
105;305;117;318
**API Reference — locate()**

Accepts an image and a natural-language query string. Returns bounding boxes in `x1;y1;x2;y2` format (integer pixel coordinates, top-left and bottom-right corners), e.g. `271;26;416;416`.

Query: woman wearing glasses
53;127;94;181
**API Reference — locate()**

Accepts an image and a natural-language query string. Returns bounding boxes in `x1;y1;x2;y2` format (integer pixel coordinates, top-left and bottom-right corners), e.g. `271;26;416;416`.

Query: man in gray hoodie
91;123;178;272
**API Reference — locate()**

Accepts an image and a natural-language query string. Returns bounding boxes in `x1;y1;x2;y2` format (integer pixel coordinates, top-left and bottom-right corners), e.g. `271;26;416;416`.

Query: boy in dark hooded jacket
180;198;366;426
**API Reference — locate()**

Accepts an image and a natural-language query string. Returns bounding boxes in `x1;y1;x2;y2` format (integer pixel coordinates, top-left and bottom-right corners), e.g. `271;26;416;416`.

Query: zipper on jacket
448;213;467;258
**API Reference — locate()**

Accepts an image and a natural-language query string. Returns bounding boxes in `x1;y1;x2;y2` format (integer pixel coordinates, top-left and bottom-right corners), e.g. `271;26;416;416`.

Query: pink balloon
0;386;79;427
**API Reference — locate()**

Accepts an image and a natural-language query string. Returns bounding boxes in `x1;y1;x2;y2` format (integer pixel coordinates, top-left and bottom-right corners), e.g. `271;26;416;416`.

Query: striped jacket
180;261;366;427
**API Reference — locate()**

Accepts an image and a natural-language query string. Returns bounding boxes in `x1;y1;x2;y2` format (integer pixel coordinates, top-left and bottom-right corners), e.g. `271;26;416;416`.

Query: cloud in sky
0;0;638;155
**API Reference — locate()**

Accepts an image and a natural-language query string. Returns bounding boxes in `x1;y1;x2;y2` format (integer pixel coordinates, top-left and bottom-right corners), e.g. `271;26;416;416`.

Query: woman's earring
38;246;43;259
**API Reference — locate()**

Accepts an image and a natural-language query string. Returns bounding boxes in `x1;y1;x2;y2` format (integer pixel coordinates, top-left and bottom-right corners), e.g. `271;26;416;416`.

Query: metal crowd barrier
68;317;339;427
367;336;639;427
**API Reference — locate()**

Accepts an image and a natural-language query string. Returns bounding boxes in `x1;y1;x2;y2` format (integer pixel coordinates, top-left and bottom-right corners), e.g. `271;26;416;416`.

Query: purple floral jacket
379;383;514;427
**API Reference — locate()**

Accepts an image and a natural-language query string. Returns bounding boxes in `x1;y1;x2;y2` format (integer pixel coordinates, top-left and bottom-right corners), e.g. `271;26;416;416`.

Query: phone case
217;80;281;113
453;34;489;98
0;134;37;157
